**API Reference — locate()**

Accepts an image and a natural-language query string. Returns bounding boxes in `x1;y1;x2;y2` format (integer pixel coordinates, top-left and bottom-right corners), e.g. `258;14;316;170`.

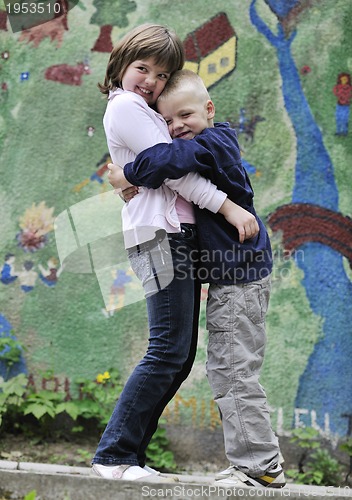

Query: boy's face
157;88;215;139
121;58;171;106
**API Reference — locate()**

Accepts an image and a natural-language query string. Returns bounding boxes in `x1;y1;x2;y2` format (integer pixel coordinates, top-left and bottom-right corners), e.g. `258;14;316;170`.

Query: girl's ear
206;100;215;119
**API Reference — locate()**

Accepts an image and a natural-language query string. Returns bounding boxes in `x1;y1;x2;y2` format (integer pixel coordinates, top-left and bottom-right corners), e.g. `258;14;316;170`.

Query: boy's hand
107;163;134;191
219;198;259;243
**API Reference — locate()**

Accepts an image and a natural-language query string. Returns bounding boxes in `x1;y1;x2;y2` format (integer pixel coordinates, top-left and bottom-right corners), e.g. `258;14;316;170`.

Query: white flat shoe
92;463;175;482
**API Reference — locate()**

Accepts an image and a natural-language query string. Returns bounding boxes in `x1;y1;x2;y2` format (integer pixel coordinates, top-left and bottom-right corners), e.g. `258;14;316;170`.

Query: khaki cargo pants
206;275;281;476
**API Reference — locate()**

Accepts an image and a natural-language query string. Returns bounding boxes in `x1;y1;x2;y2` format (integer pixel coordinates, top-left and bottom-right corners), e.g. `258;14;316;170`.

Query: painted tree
250;0;352;436
90;0;136;53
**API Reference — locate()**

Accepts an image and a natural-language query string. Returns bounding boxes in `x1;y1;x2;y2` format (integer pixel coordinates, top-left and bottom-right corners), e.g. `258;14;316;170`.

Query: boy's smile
157;88;215;139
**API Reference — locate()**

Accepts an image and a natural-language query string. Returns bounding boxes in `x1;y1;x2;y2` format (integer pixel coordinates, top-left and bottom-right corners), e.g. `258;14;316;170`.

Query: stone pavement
0;460;352;500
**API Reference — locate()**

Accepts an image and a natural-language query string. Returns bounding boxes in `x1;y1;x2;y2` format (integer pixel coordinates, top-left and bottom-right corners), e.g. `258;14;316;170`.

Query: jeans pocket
128;250;152;285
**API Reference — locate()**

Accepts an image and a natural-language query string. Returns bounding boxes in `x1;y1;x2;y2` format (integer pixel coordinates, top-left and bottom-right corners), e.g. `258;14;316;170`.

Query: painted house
183;12;237;88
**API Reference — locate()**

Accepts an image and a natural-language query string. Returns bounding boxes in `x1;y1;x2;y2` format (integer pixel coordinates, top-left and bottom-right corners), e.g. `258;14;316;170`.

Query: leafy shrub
0;368;176;471
286;427;343;486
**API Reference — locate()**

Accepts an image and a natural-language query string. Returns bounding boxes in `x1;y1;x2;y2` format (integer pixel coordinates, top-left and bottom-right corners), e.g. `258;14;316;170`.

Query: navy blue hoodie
124;122;272;284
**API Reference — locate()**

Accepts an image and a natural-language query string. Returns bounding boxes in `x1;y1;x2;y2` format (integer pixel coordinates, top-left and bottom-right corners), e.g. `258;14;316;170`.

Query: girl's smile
121;58;170;106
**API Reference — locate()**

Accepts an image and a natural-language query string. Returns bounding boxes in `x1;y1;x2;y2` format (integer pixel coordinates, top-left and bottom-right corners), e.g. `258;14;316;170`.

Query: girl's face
121;58;171;106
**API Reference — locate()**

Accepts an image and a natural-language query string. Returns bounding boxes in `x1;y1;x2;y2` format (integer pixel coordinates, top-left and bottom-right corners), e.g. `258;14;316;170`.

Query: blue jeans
93;224;200;466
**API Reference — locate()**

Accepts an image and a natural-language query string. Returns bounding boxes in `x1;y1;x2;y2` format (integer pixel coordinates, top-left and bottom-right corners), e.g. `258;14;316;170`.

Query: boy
108;70;285;488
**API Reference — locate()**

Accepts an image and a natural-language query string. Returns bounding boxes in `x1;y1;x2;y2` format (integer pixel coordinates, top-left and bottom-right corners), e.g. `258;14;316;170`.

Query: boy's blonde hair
157;69;210;103
98;24;184;95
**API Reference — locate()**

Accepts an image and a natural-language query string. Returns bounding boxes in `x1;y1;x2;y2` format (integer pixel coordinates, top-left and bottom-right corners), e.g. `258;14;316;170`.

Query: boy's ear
206;100;215;119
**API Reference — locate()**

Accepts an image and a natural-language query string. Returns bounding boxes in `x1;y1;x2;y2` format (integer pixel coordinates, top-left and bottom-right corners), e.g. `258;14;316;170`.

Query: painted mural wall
0;0;351;444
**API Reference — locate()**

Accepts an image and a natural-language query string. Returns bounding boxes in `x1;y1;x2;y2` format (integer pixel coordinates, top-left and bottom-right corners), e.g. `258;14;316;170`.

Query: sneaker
216;464;286;489
92;464;174;482
216;453;285;481
215;464;236;480
216;469;252;488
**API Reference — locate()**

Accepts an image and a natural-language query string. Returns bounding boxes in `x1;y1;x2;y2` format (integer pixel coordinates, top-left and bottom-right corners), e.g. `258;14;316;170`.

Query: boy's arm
123;138;215;188
107;161;226;214
107;157;259;243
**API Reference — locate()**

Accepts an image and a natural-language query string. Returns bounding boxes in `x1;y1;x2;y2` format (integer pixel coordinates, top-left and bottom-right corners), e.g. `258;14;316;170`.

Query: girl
92;23;256;482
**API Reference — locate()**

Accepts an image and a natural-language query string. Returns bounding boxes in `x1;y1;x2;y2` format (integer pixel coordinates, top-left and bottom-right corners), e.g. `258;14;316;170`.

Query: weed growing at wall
286;427;344;486
339;437;352;483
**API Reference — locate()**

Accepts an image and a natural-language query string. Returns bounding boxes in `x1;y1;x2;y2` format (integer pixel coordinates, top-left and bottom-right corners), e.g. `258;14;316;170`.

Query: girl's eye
159;73;170;80
137;66;147;72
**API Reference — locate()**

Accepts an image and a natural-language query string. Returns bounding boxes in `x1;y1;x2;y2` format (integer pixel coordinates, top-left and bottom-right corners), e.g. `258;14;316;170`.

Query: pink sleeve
107;93;170;155
166;174;227;213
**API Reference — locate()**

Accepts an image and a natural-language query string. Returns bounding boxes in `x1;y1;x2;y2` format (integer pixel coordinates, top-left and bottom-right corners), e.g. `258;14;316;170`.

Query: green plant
286;427;342;486
289;427;321;473
77;448;93;465
0;337;24;377
24;491;37;500
339;437;352;482
0;373;27;426
340;437;352;456
0;369;177;472
73;369;123;427
23;391;72;420
146;419;177;472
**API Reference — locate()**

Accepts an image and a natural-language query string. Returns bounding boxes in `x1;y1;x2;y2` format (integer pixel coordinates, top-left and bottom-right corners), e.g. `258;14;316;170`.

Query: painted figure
333;72;351;136
0;254;18;285
73;153;111;192
18;261;38;292
103;268;133;317
38;257;63;287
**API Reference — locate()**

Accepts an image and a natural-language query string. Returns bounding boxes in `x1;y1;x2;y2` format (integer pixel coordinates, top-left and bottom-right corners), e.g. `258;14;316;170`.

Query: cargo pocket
244;279;270;325
206;285;233;332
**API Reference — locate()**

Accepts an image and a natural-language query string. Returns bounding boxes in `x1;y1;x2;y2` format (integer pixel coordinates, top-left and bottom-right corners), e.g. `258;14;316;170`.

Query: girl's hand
107;163;134;191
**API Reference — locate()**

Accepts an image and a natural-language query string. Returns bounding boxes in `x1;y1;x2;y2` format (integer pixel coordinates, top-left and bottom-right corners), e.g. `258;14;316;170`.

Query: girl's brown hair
98;24;185;95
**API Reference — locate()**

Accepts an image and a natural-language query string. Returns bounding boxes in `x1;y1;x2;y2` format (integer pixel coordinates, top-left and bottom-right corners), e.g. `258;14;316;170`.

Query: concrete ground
1;461;352;500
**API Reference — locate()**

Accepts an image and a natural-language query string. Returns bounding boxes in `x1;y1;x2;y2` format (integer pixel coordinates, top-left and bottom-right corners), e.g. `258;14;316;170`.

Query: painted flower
17;202;54;252
300;65;311;75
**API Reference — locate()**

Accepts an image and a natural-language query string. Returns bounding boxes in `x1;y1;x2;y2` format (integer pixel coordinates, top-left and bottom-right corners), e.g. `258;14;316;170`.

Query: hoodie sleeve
123;137;215;187
123;138;227;213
